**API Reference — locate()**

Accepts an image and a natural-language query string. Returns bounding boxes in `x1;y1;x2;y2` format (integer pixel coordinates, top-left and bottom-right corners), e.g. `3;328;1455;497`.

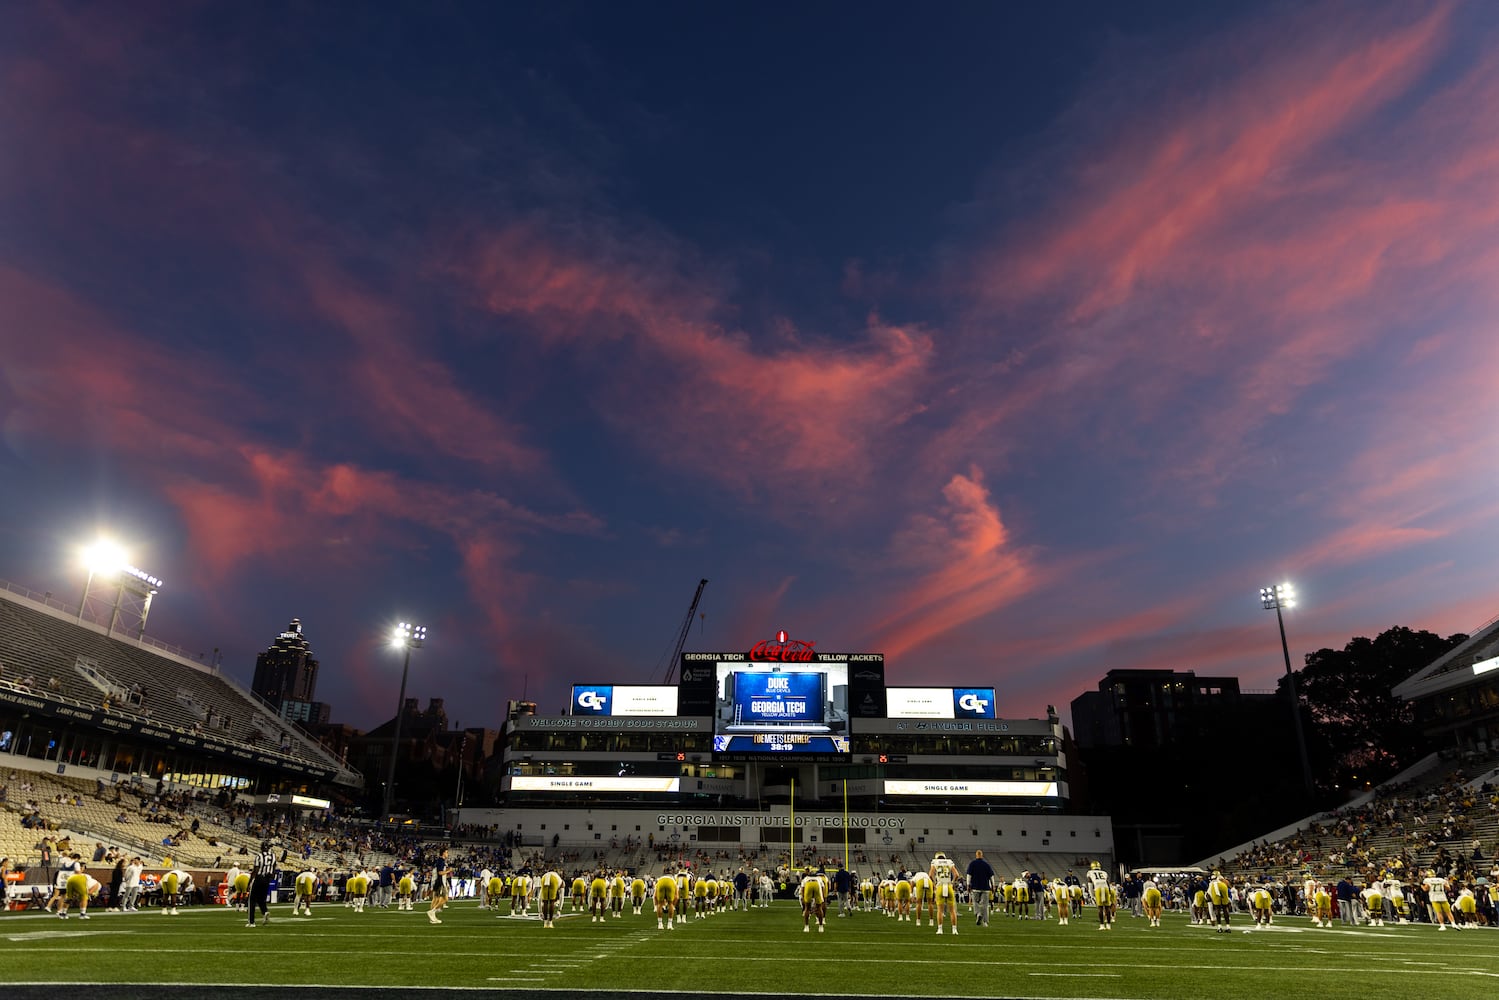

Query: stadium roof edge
1391;612;1499;701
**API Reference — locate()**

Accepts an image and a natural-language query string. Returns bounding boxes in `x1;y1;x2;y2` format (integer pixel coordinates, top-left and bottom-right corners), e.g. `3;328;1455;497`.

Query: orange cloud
866;466;1034;658
458;224;935;497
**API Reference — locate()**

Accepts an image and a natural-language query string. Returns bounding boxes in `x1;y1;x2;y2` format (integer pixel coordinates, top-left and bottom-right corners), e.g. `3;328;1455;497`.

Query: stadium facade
1393;611;1499;756
0;582;360;792
455;633;1113;863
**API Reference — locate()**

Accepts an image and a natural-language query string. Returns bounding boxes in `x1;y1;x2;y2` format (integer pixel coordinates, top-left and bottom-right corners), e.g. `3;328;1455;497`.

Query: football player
293;868;318;916
609;871;627;918
538;869;565;928
232;867;252;912
910;867;933;926
1141;877;1162;928
346;870;369;913
1312;882;1332;928
396;870;415;910
1206;871;1233;934
800;872;828;933
654;872;679;929
1248;883;1274;928
1455;882;1477;928
930;852;959;936
570;873;588;912
589;871;609;922
57;865;96;920
512;871;532;917
1361;881;1384;927
630;873;647;915
894;873;912;922
1423;870;1455;929
1095;878;1118;931
692;871;711;919
160;868;193;916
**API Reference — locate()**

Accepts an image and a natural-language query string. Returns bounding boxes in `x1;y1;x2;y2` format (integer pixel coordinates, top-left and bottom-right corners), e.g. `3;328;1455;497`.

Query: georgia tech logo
576;690;609;712
957;693;989;713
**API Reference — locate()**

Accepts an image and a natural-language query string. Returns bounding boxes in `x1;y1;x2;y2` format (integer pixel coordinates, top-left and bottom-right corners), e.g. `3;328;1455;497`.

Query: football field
6;900;1497;999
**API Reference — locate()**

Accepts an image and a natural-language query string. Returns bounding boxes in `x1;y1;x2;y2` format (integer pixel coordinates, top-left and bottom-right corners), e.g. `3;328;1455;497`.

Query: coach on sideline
967;850;995;927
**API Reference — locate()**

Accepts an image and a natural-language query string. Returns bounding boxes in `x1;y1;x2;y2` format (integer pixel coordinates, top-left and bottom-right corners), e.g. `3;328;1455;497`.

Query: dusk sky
4;1;1497;733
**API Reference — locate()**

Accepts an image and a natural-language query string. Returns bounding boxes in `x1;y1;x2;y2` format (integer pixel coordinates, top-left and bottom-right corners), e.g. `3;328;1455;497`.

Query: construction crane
660;578;708;685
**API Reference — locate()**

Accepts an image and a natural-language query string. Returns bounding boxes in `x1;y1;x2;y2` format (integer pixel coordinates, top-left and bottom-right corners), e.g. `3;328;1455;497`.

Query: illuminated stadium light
78;538;162;636
383;621;429;820
1259;582;1295;610
1259;580;1312;796
81;539;127;577
391;621;427;648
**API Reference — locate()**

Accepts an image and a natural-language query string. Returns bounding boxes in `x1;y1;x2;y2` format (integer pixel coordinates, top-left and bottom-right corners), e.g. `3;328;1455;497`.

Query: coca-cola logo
750;630;816;662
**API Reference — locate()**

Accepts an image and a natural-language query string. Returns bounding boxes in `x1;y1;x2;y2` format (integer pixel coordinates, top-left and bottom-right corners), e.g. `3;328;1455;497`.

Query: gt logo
577;691;608;711
957;693;990;713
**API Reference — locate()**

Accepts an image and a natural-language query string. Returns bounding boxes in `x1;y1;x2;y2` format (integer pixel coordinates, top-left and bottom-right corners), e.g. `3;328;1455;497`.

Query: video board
710;660;850;761
570;685;679;717
885;686;996;719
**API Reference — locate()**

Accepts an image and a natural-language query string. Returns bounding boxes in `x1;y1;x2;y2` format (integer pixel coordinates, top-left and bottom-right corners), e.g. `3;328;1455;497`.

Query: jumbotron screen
712;661;850;761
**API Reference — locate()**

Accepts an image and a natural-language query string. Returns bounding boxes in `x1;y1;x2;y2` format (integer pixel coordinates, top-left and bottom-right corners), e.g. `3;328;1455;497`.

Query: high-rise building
252;619;319;710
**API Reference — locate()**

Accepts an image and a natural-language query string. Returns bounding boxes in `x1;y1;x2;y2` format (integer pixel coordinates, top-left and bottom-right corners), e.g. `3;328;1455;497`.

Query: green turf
5;902;1497;997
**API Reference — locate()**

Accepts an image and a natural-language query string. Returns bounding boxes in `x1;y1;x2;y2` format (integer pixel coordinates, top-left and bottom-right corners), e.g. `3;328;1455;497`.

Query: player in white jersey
930;853;959;936
799;873;828;933
758;871;774;907
1248;885;1274;928
537;869;565;928
910;869;934;926
1084;861;1110;905
1384;877;1408;923
478;867;494;909
160;869;193;915
609;872;628;918
1423;870;1454;929
1140;878;1162;927
293;869;319;916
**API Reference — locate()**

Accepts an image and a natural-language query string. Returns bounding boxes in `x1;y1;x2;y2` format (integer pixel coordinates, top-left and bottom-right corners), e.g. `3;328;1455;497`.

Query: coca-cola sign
749;629;816;662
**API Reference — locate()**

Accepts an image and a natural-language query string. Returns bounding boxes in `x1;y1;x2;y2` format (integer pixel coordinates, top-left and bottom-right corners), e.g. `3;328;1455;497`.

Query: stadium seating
0;589;355;781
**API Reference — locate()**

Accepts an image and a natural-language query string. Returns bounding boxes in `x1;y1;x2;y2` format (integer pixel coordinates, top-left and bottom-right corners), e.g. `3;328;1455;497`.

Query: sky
3;0;1498;733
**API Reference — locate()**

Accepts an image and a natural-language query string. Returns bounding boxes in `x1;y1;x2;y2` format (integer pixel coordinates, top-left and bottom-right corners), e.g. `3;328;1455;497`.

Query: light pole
78;540;126;622
77;539;163;638
1261;583;1314;797
383;621;427;821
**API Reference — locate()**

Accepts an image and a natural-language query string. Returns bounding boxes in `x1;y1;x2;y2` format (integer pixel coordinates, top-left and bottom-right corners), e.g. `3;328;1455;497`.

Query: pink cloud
865;466;1035;659
458;224;935;497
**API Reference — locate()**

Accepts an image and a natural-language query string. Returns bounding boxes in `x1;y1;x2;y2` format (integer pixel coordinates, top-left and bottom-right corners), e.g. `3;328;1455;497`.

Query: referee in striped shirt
247;840;283;927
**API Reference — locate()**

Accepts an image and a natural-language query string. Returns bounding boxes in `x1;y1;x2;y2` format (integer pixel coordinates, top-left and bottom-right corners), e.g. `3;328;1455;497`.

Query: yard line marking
1027;972;1123;978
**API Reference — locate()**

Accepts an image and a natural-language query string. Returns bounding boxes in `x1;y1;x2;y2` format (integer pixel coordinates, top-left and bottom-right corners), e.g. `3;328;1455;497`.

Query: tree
1279;626;1466;793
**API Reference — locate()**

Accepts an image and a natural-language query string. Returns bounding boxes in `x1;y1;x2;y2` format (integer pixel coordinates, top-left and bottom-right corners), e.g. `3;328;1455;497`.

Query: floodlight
82;540;127;577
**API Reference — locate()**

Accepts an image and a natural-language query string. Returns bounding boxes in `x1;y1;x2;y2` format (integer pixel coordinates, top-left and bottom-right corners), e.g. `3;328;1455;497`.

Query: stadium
5;575;1499;998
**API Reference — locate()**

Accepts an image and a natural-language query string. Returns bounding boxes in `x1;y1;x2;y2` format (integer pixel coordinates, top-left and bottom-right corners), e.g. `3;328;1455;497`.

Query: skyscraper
252;618;319;710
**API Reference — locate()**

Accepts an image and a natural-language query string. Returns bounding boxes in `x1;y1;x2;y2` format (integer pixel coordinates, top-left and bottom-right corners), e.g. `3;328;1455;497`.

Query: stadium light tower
78;539;163;638
383;621;427;821
1260;583;1314;797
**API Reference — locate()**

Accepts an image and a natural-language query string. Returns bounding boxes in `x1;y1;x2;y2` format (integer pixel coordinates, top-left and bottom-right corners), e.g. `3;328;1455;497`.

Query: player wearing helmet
799;872;828;933
930;852;958;936
1423;870;1454;929
1206;871;1232;934
653;873;678;929
1141;877;1162;928
538;869;565;928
